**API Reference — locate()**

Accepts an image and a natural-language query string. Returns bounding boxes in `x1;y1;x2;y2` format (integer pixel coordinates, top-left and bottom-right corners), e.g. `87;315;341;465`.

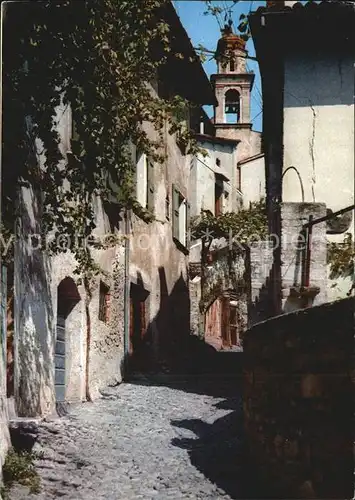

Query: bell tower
211;21;255;155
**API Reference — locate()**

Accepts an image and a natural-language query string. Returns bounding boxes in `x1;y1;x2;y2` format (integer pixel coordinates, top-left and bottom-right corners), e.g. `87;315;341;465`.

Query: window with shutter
136;151;148;208
147;159;155;213
172;184;190;251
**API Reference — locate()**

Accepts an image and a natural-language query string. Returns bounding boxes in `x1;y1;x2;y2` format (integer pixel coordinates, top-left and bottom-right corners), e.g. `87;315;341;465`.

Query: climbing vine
327;233;355;295
192;199;268;246
2;0;200;275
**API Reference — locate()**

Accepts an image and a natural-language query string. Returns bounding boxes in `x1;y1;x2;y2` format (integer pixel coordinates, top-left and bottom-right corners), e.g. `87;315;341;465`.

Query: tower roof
216;21;246;59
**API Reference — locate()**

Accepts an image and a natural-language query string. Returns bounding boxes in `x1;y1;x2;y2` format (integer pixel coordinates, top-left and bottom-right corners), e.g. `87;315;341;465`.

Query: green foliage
1;449;42;495
3;0;200;275
203;1;250;41
327;233;355;295
203;1;241;28
191;199;268;246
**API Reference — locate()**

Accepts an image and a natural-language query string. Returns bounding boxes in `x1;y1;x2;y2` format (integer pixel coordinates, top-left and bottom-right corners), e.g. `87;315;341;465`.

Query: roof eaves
194;133;240;146
238;152;265;166
165;2;217;105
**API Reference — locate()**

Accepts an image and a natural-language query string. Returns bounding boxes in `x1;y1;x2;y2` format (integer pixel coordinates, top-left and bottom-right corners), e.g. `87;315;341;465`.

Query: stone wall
198;244;248;349
243;297;354;499
201;245;246;313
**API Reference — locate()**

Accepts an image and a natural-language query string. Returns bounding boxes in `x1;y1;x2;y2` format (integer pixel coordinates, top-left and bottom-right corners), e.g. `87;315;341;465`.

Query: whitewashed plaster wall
239;154;265;207
283;54;354;300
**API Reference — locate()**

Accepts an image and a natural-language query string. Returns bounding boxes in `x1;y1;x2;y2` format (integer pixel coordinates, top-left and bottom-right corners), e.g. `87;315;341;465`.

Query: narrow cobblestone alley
8;376;247;500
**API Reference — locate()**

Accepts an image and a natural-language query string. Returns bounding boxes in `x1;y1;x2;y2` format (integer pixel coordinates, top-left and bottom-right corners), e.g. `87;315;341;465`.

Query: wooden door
221;296;231;347
55;316;66;402
230;304;238;346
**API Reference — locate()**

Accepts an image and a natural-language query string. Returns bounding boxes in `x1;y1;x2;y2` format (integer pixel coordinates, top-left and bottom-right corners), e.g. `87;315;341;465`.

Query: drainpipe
123;207;130;378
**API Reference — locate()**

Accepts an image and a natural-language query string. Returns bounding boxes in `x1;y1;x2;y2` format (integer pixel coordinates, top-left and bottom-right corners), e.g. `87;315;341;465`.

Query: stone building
212;22;262;162
126;3;216;372
249;0;355;312
3;1;215;418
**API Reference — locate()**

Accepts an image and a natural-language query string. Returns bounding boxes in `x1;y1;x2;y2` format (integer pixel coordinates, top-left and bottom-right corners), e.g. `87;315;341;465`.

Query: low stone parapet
243;297;354;499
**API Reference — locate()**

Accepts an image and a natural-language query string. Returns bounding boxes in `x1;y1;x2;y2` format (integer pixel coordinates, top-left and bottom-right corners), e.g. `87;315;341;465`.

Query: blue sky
173;1;266;132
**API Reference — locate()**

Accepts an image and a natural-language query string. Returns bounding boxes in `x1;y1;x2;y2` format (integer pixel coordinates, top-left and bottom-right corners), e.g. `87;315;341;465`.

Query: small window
165;195;170;221
136;151;154;213
230;58;235;72
99;282;110;323
178;196;187;247
172;185;190;249
216;158;221;167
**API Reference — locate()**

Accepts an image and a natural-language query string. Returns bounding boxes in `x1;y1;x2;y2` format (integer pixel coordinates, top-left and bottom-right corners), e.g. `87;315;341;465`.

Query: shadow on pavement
170;396;262;499
128;364;262;499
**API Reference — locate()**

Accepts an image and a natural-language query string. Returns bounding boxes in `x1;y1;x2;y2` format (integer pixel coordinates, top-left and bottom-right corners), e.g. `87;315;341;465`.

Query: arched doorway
55;277;81;403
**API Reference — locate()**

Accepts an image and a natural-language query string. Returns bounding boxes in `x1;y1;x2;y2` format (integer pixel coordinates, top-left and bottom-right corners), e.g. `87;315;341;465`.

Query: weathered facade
13;164;126;417
250;0;355;308
5;0;216;418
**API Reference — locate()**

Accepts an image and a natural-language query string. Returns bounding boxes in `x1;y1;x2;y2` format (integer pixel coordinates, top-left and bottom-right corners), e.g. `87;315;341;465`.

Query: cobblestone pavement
9;376;246;500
